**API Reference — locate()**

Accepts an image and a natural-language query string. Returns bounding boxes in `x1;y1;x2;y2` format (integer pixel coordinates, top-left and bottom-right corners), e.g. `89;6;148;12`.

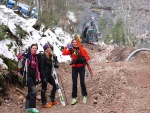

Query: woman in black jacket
40;44;58;108
18;44;41;113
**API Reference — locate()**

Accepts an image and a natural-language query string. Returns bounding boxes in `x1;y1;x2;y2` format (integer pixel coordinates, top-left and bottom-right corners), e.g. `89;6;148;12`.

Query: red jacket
62;46;90;67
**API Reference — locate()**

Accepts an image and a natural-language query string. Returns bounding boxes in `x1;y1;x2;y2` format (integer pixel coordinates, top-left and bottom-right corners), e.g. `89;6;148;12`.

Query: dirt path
1;43;150;113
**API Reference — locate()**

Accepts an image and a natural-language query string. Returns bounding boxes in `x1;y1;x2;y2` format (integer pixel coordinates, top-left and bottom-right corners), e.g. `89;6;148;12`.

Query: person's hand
72;56;86;64
17;53;23;60
53;56;59;68
22;54;28;59
42;78;47;83
38;78;41;83
53;56;58;63
54;64;59;68
67;44;72;50
80;56;86;63
36;78;41;85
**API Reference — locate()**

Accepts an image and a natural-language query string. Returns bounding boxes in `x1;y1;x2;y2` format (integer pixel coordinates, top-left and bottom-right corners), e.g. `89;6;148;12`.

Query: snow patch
67;11;77;23
0;58;8;70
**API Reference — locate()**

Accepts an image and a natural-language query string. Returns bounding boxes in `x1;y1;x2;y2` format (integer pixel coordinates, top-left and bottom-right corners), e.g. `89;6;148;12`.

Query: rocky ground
1;43;150;113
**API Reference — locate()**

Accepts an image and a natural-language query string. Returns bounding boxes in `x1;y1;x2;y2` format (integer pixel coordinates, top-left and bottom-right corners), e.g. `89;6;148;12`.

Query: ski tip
91;74;94;77
61;103;66;107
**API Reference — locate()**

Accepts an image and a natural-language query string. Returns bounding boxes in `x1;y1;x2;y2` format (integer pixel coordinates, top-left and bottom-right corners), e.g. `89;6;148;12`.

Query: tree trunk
33;0;41;30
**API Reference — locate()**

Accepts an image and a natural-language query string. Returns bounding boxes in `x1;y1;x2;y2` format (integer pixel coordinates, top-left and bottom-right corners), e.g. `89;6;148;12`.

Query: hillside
1;43;150;113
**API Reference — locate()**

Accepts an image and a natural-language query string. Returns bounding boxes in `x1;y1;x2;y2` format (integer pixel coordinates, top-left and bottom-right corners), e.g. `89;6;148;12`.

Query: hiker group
17;35;91;113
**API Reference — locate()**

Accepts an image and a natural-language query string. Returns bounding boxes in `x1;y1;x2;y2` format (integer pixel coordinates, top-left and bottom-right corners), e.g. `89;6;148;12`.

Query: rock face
12;0;150;43
77;0;150;48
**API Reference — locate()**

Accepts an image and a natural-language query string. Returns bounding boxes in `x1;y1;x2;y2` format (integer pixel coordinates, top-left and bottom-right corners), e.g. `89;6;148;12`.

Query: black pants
72;66;87;98
41;74;56;104
25;76;37;109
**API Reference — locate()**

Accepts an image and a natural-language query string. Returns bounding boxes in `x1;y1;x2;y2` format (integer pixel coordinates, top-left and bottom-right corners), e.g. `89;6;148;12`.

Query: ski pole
25;58;28;86
22;56;28;86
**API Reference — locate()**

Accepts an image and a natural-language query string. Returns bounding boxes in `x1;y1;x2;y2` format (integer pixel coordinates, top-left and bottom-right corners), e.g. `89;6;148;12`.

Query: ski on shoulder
74;35;94;77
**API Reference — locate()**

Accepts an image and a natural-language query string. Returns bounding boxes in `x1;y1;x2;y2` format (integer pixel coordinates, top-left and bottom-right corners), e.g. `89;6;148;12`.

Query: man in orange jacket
62;38;90;105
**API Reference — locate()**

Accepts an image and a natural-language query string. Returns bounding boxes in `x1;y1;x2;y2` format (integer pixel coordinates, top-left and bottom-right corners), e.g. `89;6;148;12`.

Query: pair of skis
52;63;67;107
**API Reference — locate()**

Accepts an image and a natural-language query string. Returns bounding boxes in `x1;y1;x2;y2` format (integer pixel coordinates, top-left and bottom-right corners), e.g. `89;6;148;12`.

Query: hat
43;44;50;51
73;34;82;42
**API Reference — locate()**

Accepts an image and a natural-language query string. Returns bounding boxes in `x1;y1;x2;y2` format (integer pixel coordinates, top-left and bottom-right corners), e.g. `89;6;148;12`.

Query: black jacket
40;54;53;79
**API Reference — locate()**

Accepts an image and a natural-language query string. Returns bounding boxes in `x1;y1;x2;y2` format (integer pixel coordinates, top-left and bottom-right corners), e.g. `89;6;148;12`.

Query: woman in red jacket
62;38;90;105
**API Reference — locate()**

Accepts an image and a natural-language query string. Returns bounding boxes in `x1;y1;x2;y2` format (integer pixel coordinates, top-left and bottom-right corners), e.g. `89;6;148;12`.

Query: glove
22;53;28;59
81;57;86;63
54;64;59;68
42;78;47;84
53;56;58;63
53;56;59;68
72;57;86;64
67;44;72;50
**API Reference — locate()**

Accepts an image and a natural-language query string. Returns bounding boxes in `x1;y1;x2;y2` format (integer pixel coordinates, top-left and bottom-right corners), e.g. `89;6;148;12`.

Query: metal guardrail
127;48;150;61
136;37;150;48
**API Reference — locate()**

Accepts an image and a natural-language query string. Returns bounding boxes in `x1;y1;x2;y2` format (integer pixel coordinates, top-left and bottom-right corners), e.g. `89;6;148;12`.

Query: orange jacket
62;46;90;67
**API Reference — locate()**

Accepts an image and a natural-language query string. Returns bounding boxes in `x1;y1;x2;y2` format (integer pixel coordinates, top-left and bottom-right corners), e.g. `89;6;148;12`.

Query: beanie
43;44;49;51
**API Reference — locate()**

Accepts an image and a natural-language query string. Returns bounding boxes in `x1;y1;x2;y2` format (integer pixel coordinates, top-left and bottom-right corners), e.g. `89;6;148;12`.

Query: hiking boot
49;101;58;107
26;108;40;113
71;98;77;105
49;102;53;107
43;102;51;108
83;96;87;103
52;101;58;105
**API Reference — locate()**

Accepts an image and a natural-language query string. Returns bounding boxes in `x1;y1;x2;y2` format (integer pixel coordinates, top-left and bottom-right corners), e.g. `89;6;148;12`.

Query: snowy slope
0;5;74;68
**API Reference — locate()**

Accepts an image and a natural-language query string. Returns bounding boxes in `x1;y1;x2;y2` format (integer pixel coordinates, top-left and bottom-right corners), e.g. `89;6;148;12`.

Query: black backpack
17;47;31;75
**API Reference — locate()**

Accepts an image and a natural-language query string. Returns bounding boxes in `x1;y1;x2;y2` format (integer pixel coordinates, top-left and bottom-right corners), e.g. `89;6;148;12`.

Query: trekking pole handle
22;56;28;60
